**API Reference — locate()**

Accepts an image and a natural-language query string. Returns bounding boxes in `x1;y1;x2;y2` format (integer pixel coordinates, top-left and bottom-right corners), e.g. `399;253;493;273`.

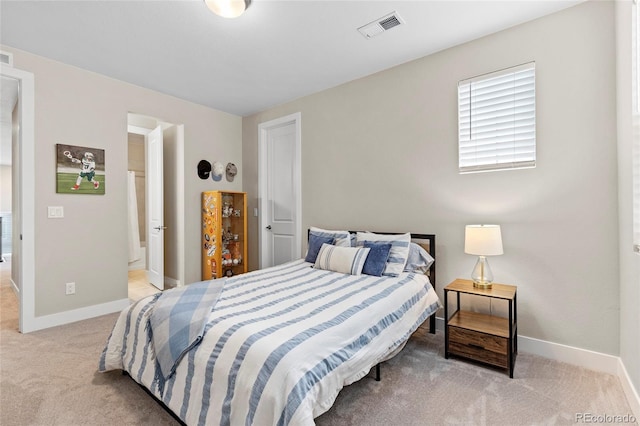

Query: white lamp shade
464;224;503;256
204;0;250;18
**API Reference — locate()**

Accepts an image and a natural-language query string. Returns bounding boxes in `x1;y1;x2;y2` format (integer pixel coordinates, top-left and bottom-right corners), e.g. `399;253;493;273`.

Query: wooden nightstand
444;278;517;378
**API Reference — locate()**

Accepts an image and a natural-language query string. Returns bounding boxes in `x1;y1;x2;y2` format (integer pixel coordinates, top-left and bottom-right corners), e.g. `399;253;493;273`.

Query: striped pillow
356;232;411;277
309;227;351;247
314;244;370;276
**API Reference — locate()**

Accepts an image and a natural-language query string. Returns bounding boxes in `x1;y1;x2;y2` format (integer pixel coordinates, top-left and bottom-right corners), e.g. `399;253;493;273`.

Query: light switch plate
48;206;64;218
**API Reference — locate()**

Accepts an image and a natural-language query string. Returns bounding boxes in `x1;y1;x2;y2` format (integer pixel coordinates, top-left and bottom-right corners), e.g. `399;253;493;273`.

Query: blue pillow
362;241;392;277
305;234;335;263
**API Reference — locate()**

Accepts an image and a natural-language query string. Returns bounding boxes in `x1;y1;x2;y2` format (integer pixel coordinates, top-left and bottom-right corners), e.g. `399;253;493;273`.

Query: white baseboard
518;335;620;375
165;276;182;288
22;273;180;333
435;316;639;417
618;358;640;419
10;277;19;296
27;298;130;333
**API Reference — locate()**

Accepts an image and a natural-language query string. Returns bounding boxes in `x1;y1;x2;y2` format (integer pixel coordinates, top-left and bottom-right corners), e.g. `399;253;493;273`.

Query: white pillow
356;232;411;277
314;244;370;275
404;242;435;273
309;226;351;247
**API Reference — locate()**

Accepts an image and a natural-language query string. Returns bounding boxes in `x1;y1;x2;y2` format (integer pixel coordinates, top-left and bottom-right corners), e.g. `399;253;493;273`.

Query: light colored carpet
0;265;635;425
316;329;635;425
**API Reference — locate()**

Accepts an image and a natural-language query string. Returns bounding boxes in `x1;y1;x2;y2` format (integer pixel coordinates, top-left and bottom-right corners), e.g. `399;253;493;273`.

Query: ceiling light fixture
204;0;251;18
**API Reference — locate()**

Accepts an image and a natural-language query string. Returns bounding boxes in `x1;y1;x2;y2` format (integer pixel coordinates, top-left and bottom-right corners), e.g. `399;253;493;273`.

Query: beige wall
162;124;181;283
616;0;640;399
2;45;243;317
243;1;620;355
127;133;145;244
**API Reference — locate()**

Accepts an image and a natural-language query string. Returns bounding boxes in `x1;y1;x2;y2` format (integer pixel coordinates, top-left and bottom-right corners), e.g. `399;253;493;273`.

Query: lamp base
470;256;494;289
472;280;493;289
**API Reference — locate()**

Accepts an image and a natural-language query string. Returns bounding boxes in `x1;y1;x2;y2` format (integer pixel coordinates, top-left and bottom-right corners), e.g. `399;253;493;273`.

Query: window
458;62;536;173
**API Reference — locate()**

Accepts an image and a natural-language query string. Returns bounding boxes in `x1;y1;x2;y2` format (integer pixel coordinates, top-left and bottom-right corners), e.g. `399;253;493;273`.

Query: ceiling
0;0;583;120
1;0;584;166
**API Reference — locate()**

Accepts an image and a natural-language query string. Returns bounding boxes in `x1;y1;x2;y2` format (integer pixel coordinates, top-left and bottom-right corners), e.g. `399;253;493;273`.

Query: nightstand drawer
449;326;508;368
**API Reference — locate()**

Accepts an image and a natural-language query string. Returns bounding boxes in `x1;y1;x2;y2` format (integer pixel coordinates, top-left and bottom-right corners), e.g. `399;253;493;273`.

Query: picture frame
56;144;105;194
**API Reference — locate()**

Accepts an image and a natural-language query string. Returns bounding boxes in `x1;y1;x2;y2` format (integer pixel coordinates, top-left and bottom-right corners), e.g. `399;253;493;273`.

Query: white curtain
128;171;142;262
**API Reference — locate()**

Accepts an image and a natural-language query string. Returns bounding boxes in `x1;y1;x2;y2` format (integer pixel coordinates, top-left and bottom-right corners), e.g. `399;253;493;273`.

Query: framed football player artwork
56;144;105;194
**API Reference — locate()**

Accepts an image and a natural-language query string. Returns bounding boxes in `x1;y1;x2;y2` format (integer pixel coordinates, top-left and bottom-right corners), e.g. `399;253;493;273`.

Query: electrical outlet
65;282;75;295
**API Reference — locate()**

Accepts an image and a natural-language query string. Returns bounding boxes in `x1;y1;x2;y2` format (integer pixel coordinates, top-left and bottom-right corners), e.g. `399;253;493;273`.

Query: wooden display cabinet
201;191;247;280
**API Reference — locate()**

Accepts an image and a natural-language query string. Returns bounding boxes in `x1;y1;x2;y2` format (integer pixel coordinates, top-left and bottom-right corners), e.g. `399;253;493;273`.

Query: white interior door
146;126;164;289
259;113;302;268
2;65;35;333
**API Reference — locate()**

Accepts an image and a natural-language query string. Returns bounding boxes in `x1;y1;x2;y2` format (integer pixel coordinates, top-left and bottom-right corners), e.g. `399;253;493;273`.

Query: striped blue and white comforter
99;259;440;426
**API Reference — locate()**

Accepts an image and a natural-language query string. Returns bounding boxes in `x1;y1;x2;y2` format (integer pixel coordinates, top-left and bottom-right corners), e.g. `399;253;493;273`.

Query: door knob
266;225;272;230
154;226;167;231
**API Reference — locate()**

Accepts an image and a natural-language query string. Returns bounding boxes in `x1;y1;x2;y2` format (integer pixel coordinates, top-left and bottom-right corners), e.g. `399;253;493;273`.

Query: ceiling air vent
358;11;404;39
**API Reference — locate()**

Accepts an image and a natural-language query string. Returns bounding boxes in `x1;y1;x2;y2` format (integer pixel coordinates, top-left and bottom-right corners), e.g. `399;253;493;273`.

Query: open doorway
126;129;156;301
127;113;185;301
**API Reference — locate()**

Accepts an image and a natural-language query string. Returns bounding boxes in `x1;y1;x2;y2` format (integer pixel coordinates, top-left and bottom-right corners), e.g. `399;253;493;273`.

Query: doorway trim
258;112;302;269
2;65;36;333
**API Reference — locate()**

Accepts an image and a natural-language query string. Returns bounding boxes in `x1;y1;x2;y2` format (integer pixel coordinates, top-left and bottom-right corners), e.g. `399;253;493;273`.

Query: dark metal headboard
307;229;436;291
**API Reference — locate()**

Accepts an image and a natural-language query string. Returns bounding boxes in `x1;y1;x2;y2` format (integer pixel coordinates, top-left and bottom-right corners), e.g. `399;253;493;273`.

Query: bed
99;230;440;425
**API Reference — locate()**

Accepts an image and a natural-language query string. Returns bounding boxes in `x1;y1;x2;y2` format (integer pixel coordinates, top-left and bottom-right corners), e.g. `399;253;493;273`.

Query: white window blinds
458;62;536;173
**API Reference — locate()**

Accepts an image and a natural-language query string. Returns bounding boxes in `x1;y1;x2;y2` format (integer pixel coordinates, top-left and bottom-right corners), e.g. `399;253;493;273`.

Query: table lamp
464;224;503;289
